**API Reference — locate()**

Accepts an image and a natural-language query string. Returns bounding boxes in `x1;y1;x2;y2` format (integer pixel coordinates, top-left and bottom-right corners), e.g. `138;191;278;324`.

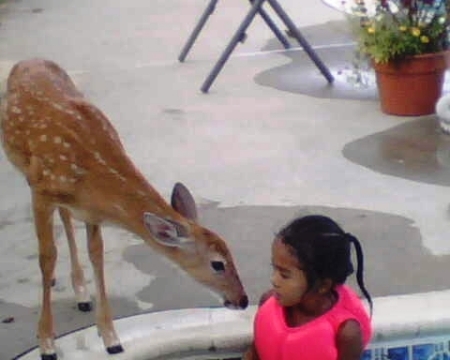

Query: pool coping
15;289;450;359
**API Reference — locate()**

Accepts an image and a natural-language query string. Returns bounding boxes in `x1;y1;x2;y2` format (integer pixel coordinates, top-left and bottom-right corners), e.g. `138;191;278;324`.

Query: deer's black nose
239;295;249;309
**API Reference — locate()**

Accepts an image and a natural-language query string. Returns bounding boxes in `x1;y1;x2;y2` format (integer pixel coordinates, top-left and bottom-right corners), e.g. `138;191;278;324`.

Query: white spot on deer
52;103;64;111
70;163;86;176
94;152;106;165
69;178;77;183
43;169;50;177
60;155;67;161
59;176;67;182
113;204;126;215
137;190;146;198
40;134;47;142
39;124;47;129
11;106;21;114
54;136;62;144
63;142;70;148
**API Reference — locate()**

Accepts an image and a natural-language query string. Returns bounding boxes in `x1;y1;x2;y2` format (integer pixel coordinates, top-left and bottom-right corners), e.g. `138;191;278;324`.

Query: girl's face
270;237;310;307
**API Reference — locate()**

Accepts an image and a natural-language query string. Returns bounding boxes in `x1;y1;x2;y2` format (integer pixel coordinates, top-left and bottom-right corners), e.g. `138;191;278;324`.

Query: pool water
192;335;450;360
363;335;450;360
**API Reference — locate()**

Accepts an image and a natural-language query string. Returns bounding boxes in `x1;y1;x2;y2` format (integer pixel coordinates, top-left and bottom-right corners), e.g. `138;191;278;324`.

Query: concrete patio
1;0;450;358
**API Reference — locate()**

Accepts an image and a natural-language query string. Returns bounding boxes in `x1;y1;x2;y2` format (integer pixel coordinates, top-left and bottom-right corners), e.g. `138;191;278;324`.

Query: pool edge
16;289;450;359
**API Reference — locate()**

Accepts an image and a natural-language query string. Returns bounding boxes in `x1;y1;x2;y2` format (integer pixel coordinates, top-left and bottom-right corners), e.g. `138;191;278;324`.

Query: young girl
244;215;373;360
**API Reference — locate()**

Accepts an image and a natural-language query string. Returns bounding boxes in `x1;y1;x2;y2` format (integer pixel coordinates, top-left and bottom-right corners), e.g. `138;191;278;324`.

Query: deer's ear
143;212;193;248
171;182;198;221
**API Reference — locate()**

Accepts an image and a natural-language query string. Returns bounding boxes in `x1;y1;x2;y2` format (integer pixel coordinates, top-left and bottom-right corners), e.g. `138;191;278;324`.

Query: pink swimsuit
254;285;372;360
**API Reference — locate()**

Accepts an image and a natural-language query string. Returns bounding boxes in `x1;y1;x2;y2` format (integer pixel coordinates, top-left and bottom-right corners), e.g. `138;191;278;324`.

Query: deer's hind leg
58;207;92;312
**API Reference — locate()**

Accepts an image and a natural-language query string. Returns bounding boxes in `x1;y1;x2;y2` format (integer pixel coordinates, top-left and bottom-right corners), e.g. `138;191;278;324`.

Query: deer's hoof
107;344;124;354
77;301;93;312
41;353;57;360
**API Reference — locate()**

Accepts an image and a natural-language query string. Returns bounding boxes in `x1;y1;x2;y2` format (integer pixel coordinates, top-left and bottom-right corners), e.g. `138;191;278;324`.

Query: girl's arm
336;320;364;360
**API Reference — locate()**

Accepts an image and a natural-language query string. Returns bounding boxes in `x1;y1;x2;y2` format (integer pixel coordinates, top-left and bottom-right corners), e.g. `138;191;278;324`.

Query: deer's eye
211;260;226;273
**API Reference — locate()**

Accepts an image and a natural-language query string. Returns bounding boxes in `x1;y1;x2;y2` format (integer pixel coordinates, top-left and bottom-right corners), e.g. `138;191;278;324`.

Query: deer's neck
71;162;183;240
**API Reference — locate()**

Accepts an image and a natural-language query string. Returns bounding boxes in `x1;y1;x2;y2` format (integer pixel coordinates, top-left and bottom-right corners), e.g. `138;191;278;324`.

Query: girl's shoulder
331;285;373;346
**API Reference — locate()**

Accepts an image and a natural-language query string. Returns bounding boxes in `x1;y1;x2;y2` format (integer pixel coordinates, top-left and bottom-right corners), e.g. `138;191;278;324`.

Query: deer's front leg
86;224;123;354
33;192;57;360
58;208;92;312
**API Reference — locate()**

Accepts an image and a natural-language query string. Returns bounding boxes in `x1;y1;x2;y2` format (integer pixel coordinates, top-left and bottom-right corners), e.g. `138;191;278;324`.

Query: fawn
0;58;248;360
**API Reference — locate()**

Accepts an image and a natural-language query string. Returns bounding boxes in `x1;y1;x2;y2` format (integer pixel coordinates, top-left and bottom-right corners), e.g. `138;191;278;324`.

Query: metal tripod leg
267;0;334;83
200;0;265;93
251;0;290;49
179;0;290;63
179;0;219;62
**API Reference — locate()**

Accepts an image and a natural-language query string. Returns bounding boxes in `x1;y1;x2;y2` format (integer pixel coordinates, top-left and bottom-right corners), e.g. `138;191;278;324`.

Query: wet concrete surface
202;205;450;298
343;116;450;186
4;204;450;359
0;297;141;360
255;20;379;101
255;19;450;105
127;204;450;305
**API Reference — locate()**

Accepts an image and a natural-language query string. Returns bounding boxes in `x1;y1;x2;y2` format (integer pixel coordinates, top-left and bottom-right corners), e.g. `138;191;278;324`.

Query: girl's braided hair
277;214;372;312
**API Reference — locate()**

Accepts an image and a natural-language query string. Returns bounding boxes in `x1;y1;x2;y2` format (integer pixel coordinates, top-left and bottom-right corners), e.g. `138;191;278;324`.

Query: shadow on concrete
254;20;378;100
343;116;450;186
124;204;450;310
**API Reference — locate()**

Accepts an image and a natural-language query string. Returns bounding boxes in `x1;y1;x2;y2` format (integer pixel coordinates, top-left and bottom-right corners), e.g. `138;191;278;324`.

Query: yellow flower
399;25;407;32
411;27;421;37
420;35;429;43
367;26;375;34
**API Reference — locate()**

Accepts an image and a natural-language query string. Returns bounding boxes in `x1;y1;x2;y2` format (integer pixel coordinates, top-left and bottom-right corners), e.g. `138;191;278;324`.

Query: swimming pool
15;289;450;360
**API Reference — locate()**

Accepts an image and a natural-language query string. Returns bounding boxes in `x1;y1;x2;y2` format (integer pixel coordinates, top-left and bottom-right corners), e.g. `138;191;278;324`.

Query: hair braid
346;233;373;314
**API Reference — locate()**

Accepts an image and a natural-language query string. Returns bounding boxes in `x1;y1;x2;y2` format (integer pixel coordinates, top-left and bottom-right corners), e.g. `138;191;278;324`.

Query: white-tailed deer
0;58;248;360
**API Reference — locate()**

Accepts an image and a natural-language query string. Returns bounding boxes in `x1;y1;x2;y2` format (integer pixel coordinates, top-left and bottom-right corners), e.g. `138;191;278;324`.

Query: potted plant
348;0;450;115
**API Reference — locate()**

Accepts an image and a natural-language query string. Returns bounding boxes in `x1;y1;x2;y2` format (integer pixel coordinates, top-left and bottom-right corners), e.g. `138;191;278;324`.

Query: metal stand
179;0;334;92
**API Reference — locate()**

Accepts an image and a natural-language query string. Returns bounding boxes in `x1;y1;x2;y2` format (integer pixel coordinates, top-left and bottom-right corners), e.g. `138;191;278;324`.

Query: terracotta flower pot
372;51;450;116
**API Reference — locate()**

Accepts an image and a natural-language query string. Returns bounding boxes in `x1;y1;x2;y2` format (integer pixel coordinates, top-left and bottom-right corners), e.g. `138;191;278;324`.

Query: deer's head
143;182;248;309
